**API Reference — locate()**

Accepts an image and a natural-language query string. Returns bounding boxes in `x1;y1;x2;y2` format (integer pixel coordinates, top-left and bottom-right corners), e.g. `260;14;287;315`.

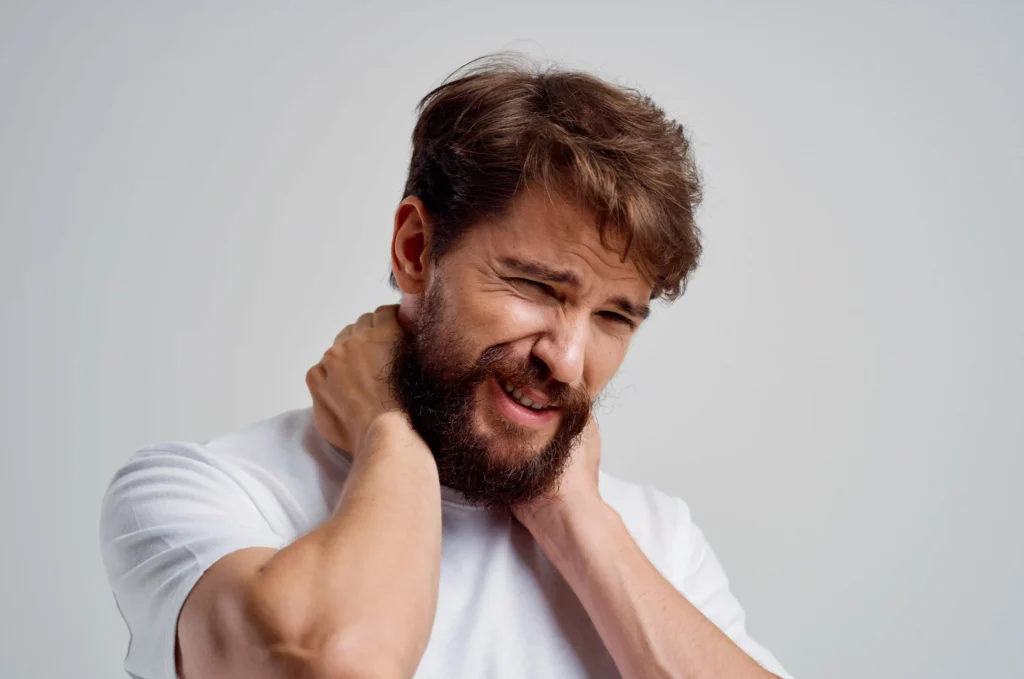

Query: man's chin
484;439;550;470
472;411;556;465
428;414;573;508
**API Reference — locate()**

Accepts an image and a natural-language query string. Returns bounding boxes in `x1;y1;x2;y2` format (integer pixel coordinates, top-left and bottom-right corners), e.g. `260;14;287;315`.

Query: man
100;55;792;679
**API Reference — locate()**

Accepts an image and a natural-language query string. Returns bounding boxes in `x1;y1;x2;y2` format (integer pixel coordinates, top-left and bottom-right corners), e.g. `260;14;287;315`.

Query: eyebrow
500;256;581;286
609;295;651;321
499;256;651;321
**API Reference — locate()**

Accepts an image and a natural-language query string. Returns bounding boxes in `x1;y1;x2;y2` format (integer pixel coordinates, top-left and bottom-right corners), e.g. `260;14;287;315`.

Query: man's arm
177;412;441;679
515;420;781;679
522;492;780;679
179;306;440;679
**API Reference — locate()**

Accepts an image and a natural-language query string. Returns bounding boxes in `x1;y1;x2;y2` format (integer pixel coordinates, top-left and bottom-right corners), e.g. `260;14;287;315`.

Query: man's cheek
472;297;550;343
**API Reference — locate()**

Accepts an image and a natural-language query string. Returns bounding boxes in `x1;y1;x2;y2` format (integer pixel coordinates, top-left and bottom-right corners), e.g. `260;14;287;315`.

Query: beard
387;282;593;509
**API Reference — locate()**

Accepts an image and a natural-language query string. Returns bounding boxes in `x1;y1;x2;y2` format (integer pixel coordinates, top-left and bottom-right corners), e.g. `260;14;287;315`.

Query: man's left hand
512;415;603;532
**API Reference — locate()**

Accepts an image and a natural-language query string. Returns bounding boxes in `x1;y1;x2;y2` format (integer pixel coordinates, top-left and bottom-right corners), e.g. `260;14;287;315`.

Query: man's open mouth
496;377;555;410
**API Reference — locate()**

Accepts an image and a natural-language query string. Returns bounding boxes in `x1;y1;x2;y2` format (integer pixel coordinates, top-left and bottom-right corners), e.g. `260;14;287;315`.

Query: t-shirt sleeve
669;498;793;679
99;444;289;679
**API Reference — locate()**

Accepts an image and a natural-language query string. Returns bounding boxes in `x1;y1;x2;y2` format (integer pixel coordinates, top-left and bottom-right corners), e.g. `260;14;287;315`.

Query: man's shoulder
598;470;686;517
102;408;345;547
202;407;322;459
598;471;692;573
109;407;347;503
128;407;327;464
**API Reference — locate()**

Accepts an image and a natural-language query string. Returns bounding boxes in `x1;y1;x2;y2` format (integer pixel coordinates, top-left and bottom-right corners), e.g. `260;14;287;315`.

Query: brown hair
398;53;703;301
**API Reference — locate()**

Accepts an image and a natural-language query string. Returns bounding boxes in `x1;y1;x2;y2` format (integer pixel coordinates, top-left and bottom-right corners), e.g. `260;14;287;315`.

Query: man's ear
391;196;432;295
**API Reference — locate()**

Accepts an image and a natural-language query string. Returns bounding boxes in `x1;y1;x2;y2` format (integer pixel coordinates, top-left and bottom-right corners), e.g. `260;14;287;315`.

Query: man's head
386;55;703;507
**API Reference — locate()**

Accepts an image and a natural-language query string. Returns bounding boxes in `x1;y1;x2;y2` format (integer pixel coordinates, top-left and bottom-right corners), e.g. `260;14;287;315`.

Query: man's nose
531;313;587;386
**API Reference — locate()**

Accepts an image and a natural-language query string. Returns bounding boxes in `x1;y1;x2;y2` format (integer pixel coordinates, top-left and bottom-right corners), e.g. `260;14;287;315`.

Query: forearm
250;412;442;677
528;495;774;679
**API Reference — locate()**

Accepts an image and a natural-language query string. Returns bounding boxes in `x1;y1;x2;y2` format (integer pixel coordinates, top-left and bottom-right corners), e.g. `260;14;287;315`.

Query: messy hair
398;53;703;300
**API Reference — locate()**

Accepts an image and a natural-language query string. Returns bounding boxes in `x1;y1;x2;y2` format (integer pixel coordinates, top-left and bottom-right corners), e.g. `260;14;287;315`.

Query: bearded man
100;56;792;679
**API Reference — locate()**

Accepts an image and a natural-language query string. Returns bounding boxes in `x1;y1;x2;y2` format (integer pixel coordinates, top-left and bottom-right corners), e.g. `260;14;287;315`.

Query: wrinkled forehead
466;188;651;292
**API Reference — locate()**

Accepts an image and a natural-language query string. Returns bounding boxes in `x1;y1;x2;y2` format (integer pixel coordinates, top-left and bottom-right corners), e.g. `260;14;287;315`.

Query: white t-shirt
100;408;791;679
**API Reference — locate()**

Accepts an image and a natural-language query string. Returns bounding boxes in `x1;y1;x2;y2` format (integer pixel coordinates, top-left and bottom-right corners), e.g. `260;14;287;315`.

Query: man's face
390;188;652;507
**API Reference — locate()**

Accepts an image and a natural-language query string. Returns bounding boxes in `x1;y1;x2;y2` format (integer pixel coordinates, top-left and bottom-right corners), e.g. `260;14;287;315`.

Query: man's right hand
306;304;403;456
180;304;442;679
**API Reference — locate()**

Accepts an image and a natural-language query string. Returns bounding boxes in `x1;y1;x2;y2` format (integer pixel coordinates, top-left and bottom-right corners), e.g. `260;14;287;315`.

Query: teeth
511;388;535;408
500;379;550;410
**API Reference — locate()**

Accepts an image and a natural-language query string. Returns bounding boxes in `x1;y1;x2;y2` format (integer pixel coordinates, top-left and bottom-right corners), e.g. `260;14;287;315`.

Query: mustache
474;344;591;412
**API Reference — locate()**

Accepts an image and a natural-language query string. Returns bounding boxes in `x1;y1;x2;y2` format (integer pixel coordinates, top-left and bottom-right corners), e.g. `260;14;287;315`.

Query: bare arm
178;306;440;679
515;420;781;679
177;412;441;679
524;493;779;679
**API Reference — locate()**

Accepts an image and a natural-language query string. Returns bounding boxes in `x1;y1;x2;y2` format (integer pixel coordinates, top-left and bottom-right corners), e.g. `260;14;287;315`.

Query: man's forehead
502;186;600;239
481;190;642;278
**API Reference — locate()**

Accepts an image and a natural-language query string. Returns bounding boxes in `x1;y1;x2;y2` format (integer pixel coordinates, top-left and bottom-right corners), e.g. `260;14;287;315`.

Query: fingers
305;364;324;391
372;304;398;327
334;325;355;343
332;305;399;346
354;312;374;330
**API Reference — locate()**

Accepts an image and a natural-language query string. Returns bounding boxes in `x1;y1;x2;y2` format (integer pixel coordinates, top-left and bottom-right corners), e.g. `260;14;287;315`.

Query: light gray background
2;2;1021;678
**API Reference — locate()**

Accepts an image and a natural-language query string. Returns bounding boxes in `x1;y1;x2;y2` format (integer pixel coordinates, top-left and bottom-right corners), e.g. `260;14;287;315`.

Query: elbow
241;581;407;679
270;632;406;679
318;635;407;679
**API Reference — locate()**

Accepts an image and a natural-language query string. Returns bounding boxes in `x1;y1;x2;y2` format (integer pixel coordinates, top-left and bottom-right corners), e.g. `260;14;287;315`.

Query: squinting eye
512;278;554;295
598;311;636;329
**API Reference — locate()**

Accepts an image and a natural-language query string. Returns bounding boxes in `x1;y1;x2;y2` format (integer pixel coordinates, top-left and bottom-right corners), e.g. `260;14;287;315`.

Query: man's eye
512;278;554;295
598;311;636;329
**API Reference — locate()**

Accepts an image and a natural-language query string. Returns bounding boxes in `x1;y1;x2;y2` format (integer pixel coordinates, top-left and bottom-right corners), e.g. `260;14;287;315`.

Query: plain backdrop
2;2;1021;678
